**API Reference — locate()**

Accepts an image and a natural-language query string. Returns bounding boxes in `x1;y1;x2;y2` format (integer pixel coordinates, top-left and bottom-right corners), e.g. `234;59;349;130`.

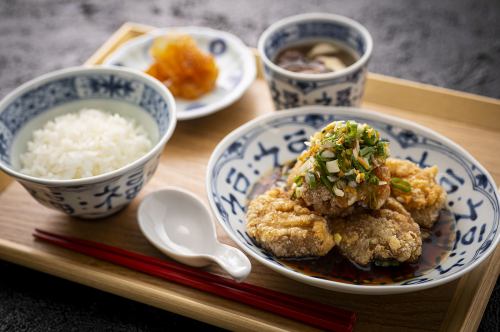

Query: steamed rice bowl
20;108;152;180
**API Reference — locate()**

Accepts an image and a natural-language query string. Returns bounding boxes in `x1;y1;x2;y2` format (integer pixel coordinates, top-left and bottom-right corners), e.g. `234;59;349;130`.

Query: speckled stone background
0;0;498;331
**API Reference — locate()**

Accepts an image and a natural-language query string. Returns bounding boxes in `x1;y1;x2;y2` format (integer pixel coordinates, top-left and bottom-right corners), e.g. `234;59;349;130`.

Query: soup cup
258;13;373;109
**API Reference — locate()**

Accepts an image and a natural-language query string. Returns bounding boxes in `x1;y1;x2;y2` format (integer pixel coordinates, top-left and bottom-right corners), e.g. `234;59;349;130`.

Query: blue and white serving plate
206;106;499;294
104;27;256;121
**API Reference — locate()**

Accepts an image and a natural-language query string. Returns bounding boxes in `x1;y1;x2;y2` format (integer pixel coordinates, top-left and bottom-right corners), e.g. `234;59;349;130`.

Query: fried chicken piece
330;198;422;266
286;120;391;217
386;158;447;228
246;188;335;257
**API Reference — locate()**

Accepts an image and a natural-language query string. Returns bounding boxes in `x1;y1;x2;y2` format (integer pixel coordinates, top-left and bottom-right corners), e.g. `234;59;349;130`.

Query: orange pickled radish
145;35;219;100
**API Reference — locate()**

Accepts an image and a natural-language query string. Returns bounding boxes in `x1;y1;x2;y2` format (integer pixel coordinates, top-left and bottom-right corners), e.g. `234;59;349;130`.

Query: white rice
20;108;153;180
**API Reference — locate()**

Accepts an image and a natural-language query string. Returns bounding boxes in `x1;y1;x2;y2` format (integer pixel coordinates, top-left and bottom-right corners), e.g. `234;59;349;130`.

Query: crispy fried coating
386;158;447;228
330;198;422;266
246;188;335;257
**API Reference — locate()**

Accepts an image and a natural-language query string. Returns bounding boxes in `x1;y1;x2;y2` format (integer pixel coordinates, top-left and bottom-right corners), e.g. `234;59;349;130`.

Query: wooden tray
1;22;499;332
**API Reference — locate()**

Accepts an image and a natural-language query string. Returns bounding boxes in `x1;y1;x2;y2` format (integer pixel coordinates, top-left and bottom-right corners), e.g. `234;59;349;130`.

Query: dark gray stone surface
0;0;498;331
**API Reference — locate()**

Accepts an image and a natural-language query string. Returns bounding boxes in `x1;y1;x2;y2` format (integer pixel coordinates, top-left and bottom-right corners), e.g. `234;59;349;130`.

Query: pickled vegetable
146;35;219;99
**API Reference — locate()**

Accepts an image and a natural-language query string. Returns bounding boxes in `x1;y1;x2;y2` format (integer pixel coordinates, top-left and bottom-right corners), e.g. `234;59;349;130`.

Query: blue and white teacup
258;13;373;109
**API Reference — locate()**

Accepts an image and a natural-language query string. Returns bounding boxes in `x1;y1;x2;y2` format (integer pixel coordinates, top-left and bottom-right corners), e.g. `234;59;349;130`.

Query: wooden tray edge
364;73;500;132
0;21;498;332
439;245;500;332
0;238;294;332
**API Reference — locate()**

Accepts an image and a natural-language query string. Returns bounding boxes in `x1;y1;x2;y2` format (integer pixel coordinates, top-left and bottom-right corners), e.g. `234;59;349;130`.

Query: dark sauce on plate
248;163;456;285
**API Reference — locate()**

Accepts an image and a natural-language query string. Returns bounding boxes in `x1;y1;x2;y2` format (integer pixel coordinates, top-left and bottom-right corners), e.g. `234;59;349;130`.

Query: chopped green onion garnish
360;146;375;157
319;174;333;192
391;177;412;192
300;121;390;193
376;141;388;157
314;155;333;192
351;157;362;172
368;173;380;185
306;172;317;189
363;130;378;145
294;175;304;186
315;154;329;175
321;150;335;159
345;121;358;143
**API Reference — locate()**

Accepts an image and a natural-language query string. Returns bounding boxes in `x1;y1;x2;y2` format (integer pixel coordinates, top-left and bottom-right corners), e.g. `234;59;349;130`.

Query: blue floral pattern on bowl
206;107;499;294
0;67;176;219
258;13;372;110
103;27;256;120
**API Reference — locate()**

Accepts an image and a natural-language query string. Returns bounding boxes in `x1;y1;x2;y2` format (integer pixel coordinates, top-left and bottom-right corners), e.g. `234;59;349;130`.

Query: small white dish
103;27;256;121
137;187;252;281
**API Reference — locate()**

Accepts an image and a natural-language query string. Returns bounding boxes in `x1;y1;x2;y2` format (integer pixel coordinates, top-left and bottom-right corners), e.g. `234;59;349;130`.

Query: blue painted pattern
1;78;78;137
138;84;170;133
265;64;366;109
209;38;227;55
209;112;499;287
184;102;206;111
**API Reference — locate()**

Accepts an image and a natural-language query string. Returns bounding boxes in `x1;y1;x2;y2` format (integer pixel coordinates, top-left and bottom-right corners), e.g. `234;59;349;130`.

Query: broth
274;41;358;74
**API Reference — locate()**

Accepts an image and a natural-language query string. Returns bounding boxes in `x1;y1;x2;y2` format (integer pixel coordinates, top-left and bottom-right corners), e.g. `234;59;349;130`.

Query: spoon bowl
138;188;252;281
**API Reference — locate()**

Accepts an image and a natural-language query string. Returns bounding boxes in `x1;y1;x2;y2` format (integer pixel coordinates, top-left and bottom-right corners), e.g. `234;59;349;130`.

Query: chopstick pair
33;228;356;332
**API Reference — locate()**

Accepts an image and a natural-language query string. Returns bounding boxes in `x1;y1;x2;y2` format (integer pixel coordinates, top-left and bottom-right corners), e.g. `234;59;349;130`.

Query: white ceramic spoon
137;187;252;281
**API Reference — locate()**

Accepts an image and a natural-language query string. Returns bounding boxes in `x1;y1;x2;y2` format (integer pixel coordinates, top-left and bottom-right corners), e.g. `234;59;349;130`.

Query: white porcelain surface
206;106;499;294
138;187;252;281
104;27;256;120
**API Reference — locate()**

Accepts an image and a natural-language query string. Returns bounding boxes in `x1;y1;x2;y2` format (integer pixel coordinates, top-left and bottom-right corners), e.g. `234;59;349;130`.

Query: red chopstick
34;229;355;331
34;228;354;322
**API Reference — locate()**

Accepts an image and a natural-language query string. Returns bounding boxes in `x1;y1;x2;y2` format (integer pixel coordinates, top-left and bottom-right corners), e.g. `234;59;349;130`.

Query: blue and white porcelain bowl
258;13;373;110
104;27;256;121
206;107;499;294
0;66;176;219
